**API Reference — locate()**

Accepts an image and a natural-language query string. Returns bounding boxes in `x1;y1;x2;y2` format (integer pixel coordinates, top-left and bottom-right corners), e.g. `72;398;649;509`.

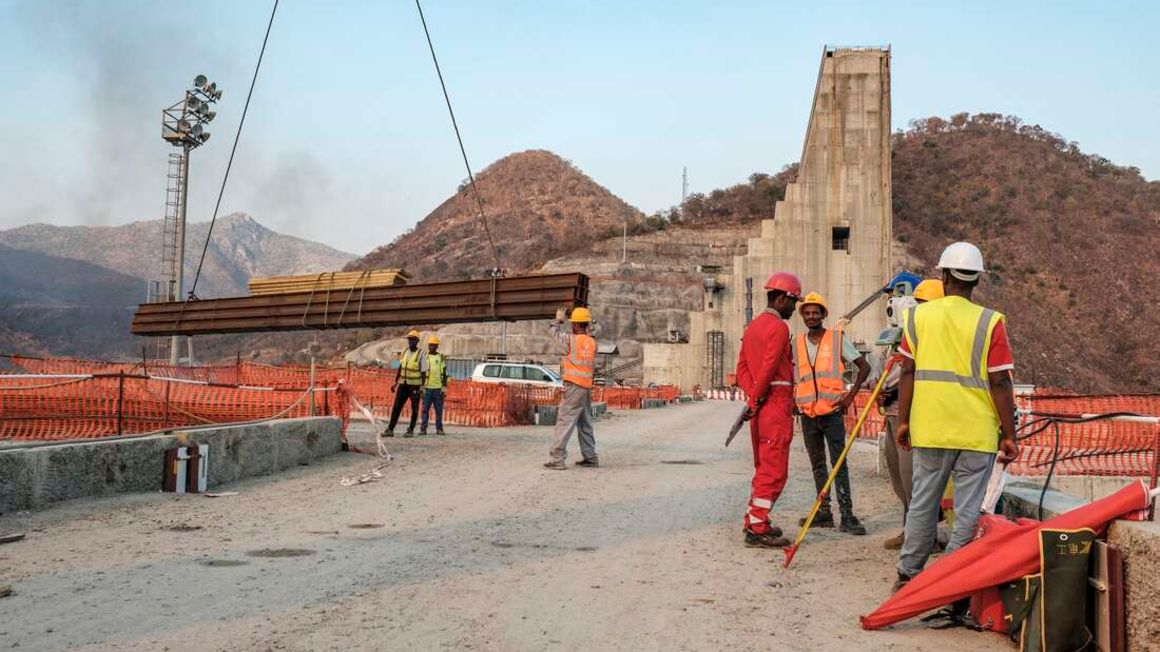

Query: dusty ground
0;401;1003;651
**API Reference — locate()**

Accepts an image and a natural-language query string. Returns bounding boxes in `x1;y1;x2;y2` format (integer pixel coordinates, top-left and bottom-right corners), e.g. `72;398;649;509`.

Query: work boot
892;572;913;593
763;521;784;538
883;531;905;550
0;584;10;599
543;460;566;471
419;427;428;436
744;529;790;549
403;429;414;438
799;510;835;528
381;429;394;438
575;457;600;468
840;515;867;536
436;429;446;436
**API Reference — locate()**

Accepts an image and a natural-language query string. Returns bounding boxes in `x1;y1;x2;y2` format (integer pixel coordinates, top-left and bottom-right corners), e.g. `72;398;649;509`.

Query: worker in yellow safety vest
420;335;448;436
893;242;1019;592
383;330;428;438
544;306;599;470
794;292;871;535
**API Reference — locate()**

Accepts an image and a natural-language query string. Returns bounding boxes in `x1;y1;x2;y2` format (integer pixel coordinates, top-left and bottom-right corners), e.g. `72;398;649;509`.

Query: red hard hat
763;271;802;299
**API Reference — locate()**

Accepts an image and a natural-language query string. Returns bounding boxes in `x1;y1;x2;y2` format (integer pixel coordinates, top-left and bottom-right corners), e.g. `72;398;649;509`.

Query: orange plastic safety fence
0;373;347;441
843;390;887;440
1007;393;1160;477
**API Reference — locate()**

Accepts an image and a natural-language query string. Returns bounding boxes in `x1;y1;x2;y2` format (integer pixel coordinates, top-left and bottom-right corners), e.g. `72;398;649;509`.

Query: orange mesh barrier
843;390;888;440
1008;393;1160;477
0;372;348;441
841;388;1160;477
349;379;548;428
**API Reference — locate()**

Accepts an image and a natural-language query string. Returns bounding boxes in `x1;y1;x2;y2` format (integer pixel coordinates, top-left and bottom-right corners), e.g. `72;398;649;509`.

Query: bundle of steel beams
131;273;589;336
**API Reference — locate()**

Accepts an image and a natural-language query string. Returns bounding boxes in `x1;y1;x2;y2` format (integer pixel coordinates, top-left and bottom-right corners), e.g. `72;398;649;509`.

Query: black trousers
387;384;421;432
800;411;854;518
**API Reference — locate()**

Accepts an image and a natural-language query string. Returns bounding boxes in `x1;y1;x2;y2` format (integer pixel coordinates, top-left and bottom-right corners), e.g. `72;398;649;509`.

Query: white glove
555;307;566;322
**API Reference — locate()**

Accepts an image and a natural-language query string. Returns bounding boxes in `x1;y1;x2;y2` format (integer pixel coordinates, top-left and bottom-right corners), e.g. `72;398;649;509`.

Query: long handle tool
783;357;895;568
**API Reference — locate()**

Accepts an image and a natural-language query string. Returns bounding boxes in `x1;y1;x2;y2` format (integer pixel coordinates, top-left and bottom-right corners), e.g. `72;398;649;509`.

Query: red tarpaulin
861;480;1155;630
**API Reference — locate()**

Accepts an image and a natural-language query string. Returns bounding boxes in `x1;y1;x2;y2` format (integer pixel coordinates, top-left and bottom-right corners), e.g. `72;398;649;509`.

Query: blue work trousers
421;388;444;431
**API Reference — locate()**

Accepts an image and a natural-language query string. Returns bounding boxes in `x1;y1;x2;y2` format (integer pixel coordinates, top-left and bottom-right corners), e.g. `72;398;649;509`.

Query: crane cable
414;0;501;273
186;0;280;301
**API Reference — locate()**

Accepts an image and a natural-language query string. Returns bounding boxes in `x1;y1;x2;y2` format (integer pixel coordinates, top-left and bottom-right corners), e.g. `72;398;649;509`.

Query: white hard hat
936;242;985;281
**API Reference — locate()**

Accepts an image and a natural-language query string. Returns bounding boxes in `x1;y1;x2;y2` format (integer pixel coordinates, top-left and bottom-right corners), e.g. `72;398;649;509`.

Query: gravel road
0;401;1000;651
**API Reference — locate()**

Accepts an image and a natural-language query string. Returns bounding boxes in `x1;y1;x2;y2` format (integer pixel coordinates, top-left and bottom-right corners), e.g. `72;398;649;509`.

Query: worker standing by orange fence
794;292;871;536
735;271;801;549
382;330;428;439
894;242;1019;593
544;306;599;470
420;335;448;435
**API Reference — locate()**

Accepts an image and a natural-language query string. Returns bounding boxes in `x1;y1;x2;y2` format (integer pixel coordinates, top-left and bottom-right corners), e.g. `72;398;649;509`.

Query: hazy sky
1;0;1157;255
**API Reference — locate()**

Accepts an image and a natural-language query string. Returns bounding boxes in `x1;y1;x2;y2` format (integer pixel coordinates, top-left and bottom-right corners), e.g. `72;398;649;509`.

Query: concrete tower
644;46;892;388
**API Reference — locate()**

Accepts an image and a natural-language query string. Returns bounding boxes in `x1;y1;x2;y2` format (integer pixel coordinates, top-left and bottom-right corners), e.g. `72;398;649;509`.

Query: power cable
187;0;280;300
414;0;501;272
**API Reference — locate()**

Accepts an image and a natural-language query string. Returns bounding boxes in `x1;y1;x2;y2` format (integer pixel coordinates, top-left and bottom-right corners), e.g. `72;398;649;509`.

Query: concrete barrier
641;398;667;409
0;417;343;512
1002;482;1160;650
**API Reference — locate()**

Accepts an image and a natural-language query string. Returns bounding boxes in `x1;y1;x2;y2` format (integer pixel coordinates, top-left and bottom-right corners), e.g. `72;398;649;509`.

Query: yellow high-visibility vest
425;353;446;389
399;349;424;386
904;296;1004;453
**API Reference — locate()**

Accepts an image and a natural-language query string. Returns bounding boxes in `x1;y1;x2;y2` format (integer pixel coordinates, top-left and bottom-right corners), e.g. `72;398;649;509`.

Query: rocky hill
0;245;142;356
350;150;645;281
0;214;356;359
890;114;1159;392
0;213;355;299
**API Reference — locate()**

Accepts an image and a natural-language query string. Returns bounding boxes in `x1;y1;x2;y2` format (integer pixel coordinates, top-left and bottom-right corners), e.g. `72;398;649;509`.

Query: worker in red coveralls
735;271;802;548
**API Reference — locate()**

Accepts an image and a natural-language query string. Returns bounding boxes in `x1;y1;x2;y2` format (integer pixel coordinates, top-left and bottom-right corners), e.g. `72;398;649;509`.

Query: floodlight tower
159;74;220;363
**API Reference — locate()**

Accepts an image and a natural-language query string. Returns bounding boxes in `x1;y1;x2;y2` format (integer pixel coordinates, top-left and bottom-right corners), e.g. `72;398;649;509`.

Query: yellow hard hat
914;279;945;302
798;292;828;316
570;307;592;323
405;329;421;339
428;335;441;345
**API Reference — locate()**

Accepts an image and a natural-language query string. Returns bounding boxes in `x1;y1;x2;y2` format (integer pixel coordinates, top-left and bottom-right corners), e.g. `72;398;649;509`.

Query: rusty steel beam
131;273;589;336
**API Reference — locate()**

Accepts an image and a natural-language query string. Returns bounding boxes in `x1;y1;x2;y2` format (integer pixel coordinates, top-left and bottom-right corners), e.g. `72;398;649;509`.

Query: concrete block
641;398;667;409
0;417;342;513
1108;519;1160;650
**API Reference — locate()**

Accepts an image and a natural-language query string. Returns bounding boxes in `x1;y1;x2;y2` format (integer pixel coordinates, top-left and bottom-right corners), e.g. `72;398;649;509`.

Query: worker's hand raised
834;317;851;330
997;438;1020;464
895;422;911;451
555;307;566;322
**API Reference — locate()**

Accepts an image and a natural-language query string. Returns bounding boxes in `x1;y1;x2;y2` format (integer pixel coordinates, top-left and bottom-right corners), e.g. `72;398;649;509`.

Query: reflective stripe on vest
907;296;1004;453
400;349;424;385
793;328;846;418
425;353;446;389
561;334;597;388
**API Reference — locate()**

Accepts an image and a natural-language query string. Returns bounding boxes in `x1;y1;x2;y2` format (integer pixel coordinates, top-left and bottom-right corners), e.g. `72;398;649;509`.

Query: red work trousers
744;390;794;534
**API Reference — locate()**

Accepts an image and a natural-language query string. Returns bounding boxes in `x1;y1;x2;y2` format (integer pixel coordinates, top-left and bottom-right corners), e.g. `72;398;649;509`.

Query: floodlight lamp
204;110;217;122
177;120;193;133
193;74;208;89
199;132;211;143
213;89;223;101
186;96;202;111
196;103;209;117
191;123;204;139
206;82;217;96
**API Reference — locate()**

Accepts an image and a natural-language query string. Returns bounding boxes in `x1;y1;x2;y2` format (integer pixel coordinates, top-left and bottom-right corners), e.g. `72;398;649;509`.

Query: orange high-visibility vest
794;328;846;417
561;334;597;389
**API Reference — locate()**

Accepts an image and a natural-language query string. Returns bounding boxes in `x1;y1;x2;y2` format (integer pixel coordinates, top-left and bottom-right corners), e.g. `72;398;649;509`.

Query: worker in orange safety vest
794;292;871;535
544;306;599;470
734;271;802;548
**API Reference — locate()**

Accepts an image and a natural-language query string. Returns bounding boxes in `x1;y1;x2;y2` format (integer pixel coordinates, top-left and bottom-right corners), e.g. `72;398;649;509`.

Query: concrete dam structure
644;46;893;389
